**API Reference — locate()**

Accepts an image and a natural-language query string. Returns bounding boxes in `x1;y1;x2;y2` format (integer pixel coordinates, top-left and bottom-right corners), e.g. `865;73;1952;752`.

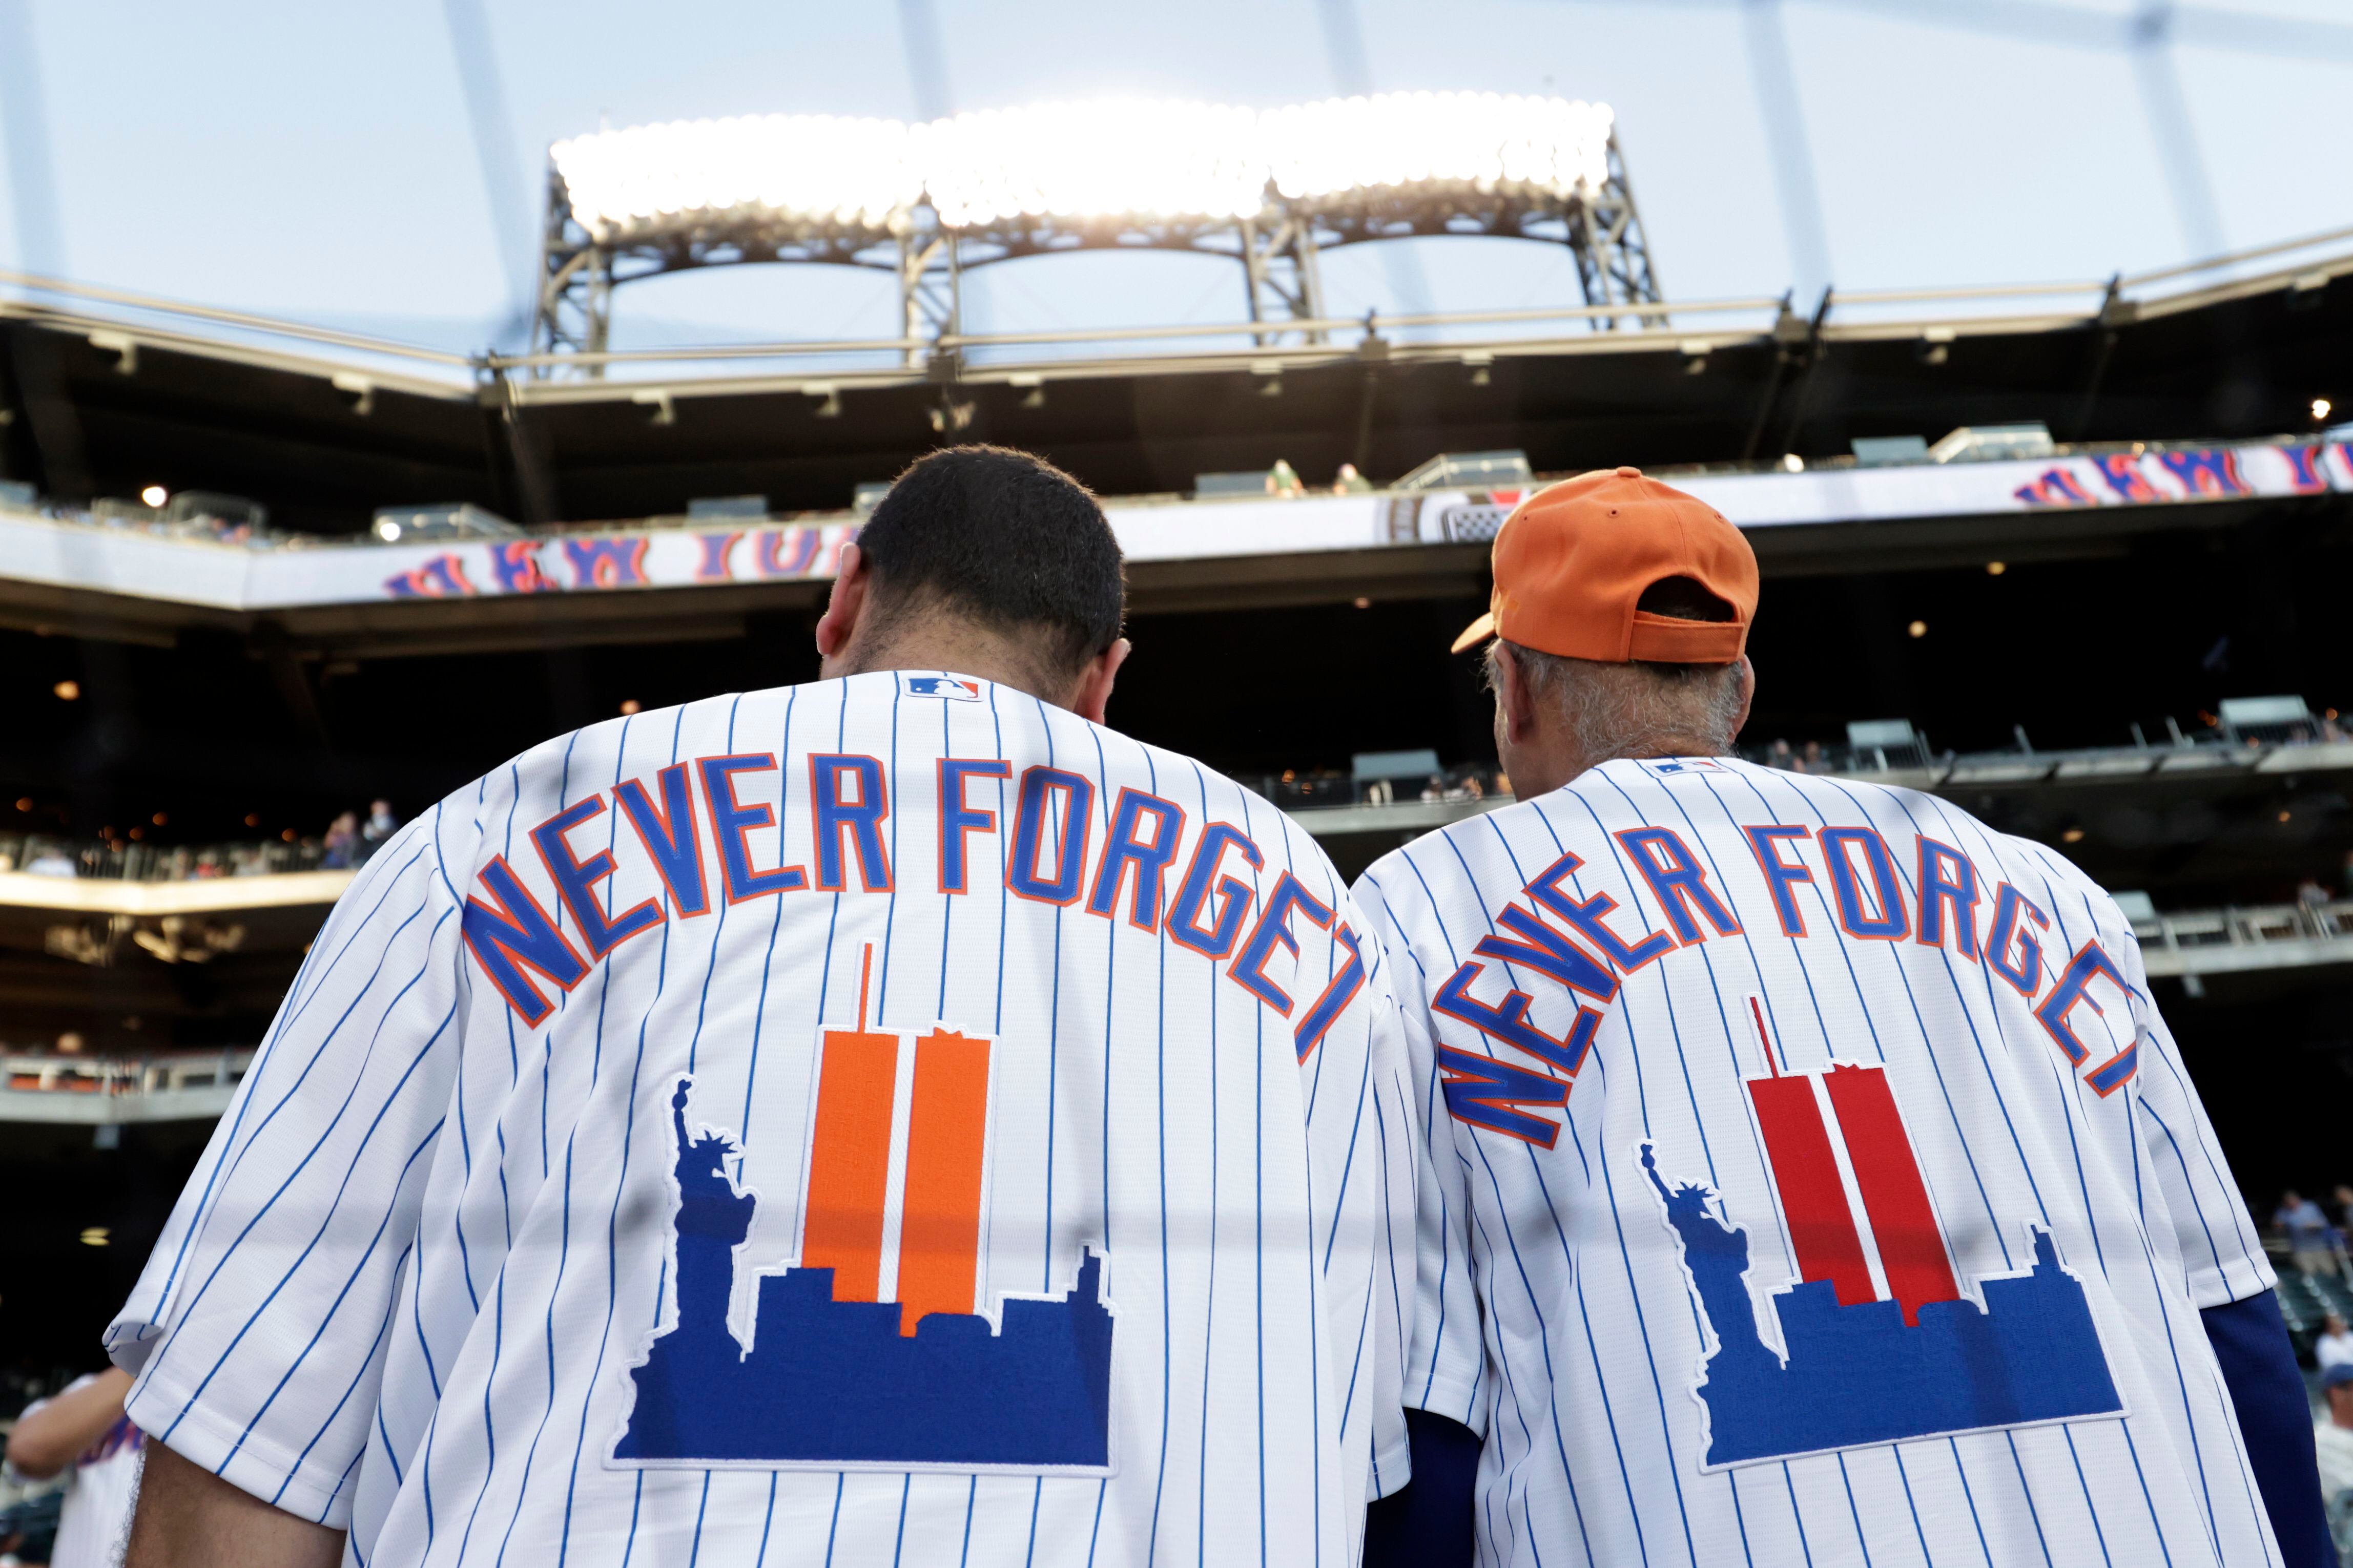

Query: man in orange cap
1358;468;2328;1568
1448;466;1758;802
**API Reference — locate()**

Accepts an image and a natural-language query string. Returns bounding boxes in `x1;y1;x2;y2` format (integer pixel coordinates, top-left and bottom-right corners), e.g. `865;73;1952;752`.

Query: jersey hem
2192;1253;2281;1310
1405;1377;1487;1439
1369;1432;1413;1499
124;1362;354;1531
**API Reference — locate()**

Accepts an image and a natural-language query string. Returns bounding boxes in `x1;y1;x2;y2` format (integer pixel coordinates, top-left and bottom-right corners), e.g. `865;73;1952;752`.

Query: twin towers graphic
613;952;1114;1471
1652;1000;2123;1468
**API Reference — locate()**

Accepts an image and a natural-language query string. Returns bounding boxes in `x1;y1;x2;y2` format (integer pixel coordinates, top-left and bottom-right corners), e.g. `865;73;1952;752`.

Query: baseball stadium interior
2;6;2352;1558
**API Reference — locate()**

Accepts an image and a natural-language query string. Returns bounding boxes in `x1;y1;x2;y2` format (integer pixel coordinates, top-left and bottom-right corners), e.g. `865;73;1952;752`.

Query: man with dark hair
843;443;1126;697
110;444;1414;1567
1358;467;2329;1567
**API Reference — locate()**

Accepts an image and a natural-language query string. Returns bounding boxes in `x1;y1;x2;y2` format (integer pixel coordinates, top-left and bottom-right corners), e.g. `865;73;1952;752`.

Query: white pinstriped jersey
1355;755;2279;1568
106;670;1414;1567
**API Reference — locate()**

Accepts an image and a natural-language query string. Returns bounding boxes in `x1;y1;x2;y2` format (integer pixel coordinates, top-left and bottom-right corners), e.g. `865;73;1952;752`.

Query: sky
0;0;2346;359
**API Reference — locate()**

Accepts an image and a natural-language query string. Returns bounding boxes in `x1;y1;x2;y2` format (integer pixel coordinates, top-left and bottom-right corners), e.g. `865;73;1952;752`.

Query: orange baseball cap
1450;466;1757;663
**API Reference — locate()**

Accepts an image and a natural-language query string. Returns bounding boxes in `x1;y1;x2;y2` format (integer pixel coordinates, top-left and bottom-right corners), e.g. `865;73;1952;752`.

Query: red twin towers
1739;998;1960;1327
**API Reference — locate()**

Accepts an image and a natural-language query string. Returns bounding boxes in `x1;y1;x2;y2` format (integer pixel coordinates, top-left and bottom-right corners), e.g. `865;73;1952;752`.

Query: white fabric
2317;1332;2353;1371
2317;1419;2353;1501
2319;1419;2353;1562
1356;755;2281;1568
20;1375;143;1568
106;672;1413;1567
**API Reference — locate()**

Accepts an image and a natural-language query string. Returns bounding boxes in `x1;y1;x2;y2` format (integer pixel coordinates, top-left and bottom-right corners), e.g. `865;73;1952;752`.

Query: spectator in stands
1766;738;1795;770
53;1033;84;1057
1267;458;1303;497
2316;1363;2353;1559
2300;876;2331;910
2278;1190;2341;1277
1332;463;1372;495
1801;739;1823;772
1419;774;1445;803
24;846;75;877
321;811;359;870
2320;1314;2353;1372
2334;1185;2353;1234
358;799;399;862
5;1366;143;1568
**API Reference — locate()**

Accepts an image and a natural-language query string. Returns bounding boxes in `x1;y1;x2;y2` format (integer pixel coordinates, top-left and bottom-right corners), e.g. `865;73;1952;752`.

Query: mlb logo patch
903;675;982;701
1642;757;1725;776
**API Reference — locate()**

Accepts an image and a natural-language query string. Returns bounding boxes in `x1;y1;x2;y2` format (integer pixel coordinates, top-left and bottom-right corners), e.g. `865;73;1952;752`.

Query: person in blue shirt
2280;1189;2342;1276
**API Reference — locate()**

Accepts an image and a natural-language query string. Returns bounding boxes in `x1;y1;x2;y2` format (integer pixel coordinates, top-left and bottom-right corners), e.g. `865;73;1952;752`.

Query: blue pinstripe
166;977;459;1451
556;722;669;1567
145;855;439;1388
273;1238;414;1508
132;837;430;1354
686;697;741;1077
1188;758;1224;1567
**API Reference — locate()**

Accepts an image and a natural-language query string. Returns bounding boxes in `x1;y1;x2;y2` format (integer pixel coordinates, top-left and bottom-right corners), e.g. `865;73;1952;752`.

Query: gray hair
1488;639;1745;761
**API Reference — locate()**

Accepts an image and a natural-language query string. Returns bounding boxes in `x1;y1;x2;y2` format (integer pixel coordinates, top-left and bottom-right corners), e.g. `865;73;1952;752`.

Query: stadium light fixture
2316;396;2334;421
140;484;168;507
918;99;1266;228
551;93;1618;241
1263;92;1613;207
552;113;922;243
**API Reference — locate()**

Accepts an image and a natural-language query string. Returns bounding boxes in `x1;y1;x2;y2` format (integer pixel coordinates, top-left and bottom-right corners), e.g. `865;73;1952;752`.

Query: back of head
853;445;1125;694
1495;575;1748;760
1456;468;1757;777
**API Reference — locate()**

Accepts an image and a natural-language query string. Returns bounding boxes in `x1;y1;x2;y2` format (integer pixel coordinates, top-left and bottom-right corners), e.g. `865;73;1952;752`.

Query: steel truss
530;133;1666;378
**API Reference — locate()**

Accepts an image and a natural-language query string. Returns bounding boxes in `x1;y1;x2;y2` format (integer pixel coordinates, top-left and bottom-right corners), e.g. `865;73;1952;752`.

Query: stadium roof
2;231;2346;534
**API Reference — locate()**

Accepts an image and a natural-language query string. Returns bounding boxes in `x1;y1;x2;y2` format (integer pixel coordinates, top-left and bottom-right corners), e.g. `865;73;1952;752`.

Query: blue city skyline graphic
1643;1145;2124;1468
611;1078;1116;1470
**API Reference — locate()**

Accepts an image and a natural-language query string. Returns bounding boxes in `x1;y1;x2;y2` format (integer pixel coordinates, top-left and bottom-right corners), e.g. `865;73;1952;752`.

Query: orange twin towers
800;948;994;1335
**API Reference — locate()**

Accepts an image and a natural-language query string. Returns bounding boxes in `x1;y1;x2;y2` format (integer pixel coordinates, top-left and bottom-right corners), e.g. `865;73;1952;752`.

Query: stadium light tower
531;93;1666;377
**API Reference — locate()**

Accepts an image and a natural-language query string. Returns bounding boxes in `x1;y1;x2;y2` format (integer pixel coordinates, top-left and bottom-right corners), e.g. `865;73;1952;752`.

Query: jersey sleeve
1303;876;1419;1520
2113;918;2277;1308
1353;866;1487;1439
105;805;471;1529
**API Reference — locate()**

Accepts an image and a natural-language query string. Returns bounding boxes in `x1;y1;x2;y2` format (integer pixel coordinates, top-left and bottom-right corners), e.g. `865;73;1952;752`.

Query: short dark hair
855;445;1125;686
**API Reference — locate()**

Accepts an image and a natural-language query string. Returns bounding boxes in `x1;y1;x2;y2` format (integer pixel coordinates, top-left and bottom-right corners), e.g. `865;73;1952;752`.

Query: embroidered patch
1642;1050;2121;1469
612;995;1114;1473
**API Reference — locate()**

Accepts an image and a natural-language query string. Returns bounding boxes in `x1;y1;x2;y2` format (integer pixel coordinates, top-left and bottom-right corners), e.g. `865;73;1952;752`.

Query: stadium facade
1;219;2350;1375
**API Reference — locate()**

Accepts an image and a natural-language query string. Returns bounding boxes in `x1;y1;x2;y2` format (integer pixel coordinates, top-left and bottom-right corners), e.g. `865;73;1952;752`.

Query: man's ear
1731;655;1757;743
814;543;870;671
1066;637;1131;726
1494;643;1538;747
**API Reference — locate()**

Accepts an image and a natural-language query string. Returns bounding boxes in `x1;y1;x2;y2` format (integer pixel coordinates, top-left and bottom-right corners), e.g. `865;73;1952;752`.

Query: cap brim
1449;611;1497;655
